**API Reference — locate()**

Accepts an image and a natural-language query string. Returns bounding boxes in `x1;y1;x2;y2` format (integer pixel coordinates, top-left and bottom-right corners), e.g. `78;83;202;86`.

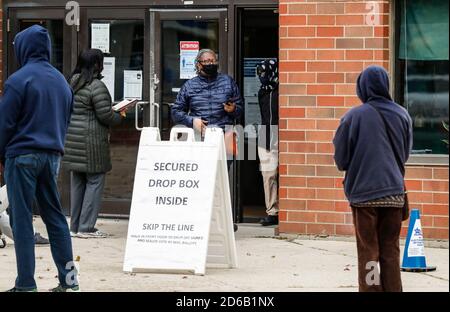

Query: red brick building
1;0;448;240
278;0;448;240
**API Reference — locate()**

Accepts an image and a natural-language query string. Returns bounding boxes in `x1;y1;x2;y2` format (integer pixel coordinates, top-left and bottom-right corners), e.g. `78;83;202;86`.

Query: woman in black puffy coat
63;49;126;238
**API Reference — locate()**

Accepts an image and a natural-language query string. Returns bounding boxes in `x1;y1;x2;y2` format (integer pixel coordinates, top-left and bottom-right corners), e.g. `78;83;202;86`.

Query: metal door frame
149;8;228;130
149;8;236;218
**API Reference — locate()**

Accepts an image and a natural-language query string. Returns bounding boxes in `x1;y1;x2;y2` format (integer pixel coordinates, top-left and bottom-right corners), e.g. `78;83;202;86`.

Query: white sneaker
70;232;78;238
77;231;108;239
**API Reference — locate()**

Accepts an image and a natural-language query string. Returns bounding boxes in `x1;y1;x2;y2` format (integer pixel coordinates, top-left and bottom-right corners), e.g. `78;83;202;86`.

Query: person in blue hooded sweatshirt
333;66;413;292
0;25;79;292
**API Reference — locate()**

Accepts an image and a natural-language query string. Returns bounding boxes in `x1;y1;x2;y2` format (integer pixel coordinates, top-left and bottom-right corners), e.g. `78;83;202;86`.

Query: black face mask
202;64;218;77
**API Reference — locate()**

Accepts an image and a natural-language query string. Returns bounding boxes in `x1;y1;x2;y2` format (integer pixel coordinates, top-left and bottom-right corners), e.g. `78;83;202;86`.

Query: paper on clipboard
112;98;139;112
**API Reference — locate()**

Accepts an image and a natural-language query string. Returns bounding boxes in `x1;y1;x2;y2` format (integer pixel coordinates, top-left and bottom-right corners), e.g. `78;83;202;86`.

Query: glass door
237;8;279;223
149;9;228;140
80;8;148;215
7;8;75;78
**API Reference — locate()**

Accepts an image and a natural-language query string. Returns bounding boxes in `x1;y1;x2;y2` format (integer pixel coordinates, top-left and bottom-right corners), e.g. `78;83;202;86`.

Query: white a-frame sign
123;127;238;275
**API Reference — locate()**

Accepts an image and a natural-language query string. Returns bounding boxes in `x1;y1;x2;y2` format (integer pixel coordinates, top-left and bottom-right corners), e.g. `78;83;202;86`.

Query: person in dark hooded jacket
256;59;279;226
62;49;126;239
333;65;413;292
0;25;78;292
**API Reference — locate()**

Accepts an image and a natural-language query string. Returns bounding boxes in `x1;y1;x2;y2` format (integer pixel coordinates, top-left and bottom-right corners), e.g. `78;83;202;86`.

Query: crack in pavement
420;273;449;282
283;238;449;284
285;238;357;259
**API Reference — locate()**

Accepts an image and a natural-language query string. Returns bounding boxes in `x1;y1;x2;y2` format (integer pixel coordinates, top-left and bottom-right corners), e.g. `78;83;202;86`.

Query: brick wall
278;0;449;240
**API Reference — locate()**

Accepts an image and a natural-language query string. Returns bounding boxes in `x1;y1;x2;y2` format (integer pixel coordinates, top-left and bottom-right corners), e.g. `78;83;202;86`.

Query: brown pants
351;206;403;292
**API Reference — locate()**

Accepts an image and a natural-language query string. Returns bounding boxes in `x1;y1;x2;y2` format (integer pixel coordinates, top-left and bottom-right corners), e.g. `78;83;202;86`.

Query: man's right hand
193;118;208;134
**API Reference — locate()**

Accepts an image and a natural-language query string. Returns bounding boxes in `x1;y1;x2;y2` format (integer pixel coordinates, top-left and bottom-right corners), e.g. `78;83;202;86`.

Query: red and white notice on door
180;41;200;80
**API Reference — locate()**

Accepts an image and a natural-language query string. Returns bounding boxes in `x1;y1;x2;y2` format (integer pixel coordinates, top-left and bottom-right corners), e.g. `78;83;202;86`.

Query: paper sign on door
180;41;199;80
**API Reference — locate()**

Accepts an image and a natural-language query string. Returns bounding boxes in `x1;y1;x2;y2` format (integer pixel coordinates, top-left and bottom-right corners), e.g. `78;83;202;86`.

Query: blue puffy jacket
171;73;243;130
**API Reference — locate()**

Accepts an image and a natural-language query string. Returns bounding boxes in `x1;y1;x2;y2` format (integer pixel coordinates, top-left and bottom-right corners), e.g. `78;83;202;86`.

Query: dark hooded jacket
0;25;73;163
333;66;413;204
62;73;122;173
257;59;279;151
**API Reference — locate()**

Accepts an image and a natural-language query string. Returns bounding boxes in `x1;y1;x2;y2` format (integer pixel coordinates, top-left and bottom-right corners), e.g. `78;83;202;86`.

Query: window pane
399;0;449;61
404;60;449;154
161;20;219;140
90;20;144;102
396;2;449;155
88;20;144;205
161;20;219;99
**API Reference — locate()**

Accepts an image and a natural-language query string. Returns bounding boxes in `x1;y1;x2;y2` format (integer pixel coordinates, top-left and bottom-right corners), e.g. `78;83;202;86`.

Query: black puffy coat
62;74;122;173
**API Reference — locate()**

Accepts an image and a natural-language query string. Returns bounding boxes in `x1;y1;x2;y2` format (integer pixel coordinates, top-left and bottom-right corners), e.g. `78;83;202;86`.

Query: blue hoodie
333;66;413;204
0;25;73;163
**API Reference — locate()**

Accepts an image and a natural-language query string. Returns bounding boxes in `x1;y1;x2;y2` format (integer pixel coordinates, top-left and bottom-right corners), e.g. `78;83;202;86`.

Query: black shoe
34;233;50;245
260;215;278;226
233;223;238;232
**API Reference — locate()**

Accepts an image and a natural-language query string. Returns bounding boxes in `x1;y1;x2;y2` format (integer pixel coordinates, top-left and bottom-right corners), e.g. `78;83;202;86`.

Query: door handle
135;101;149;131
151;74;160;90
149;102;160;129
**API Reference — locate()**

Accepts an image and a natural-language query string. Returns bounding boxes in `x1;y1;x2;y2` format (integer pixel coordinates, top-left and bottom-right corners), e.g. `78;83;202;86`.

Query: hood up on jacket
257;59;279;91
14;24;51;67
356;65;393;103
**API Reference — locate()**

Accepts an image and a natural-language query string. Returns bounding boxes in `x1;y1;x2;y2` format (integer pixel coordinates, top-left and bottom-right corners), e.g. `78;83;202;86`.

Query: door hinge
7;19;11;32
225;17;228;32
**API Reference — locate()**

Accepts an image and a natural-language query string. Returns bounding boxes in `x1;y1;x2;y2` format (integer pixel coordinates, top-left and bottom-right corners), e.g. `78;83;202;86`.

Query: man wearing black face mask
171;49;243;232
172;49;243;137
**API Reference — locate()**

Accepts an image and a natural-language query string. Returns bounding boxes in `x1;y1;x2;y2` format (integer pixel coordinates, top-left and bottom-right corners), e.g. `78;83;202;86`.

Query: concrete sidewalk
0;217;448;292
